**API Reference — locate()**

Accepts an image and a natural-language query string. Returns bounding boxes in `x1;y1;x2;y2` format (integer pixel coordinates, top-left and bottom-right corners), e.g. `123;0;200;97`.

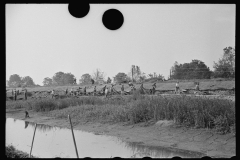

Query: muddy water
6;118;203;158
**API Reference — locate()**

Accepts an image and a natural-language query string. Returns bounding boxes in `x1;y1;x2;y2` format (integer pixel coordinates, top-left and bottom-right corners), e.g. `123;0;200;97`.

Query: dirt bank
6;108;235;158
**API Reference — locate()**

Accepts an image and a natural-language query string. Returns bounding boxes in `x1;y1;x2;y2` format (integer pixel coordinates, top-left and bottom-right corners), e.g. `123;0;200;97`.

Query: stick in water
68;115;79;158
29;123;37;158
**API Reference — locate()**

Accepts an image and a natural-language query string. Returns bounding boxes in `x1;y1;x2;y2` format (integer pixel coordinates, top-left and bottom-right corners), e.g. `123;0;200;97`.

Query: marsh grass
6;95;235;134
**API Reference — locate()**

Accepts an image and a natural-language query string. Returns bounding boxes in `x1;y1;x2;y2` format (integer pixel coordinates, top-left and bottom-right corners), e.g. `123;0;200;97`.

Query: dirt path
6;109;235;158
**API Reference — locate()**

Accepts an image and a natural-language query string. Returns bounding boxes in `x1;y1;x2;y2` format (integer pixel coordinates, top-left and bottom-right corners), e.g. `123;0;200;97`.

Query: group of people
9;88;28;101
175;81;200;94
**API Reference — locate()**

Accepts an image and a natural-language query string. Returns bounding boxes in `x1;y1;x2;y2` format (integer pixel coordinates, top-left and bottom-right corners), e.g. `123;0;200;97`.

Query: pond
6;118;204;158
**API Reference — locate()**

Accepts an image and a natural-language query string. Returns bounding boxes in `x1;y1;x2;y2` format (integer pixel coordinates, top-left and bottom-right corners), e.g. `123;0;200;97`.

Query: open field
6;79;235;97
6;79;235;92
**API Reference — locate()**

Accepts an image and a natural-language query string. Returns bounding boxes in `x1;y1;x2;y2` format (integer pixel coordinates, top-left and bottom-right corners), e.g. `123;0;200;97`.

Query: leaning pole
68;115;79;158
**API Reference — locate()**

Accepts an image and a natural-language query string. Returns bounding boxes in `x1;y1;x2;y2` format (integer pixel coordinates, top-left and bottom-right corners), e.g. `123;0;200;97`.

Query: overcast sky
6;4;235;85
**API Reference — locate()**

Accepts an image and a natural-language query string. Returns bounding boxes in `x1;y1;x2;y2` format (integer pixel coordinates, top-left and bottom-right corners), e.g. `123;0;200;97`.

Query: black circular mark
68;3;90;18
102;9;124;30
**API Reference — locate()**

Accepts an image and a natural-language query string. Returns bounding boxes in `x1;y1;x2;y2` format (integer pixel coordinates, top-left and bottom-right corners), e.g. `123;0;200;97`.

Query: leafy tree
52;72;76;85
213;46;235;78
148;74;153;78
52;71;65;85
130;65;143;82
61;73;76;85
107;77;112;84
21;76;35;86
8;74;22;87
171;60;211;79
92;69;105;84
43;77;53;86
79;73;92;84
114;72;128;83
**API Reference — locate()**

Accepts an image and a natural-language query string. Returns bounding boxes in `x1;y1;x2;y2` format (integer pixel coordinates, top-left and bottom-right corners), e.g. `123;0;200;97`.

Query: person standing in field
195;82;200;91
84;86;86;95
140;83;144;94
121;84;124;96
51;89;55;99
70;88;73;96
93;86;96;96
175;81;180;94
152;83;156;95
109;84;114;95
14;89;17;101
102;85;106;94
105;87;108;98
65;88;68;95
24;89;27;100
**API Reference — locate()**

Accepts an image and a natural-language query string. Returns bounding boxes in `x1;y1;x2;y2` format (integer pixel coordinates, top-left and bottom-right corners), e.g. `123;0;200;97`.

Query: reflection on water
6;118;204;158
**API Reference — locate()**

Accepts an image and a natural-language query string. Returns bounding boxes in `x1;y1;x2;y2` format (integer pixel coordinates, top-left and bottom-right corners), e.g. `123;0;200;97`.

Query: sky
6;4;235;85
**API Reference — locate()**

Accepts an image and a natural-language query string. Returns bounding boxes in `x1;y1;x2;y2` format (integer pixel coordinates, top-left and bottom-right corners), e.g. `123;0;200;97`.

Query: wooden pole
29;123;37;158
68;115;79;158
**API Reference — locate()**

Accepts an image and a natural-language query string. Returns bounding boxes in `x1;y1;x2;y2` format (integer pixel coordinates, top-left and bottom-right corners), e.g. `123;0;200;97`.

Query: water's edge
6;118;206;158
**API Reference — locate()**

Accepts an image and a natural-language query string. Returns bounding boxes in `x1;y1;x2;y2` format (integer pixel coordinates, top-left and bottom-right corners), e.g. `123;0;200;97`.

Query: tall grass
6;95;235;134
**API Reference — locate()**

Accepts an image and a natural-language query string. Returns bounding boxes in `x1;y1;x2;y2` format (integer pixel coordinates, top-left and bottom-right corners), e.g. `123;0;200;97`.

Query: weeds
6;95;235;134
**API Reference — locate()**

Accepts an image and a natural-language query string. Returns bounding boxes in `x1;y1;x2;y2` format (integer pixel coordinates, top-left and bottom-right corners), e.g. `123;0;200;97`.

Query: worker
175;81;180;94
93;86;96;96
24;89;27;100
70;88;73;96
140;83;144;94
51;89;55;99
105;87;108;98
83;86;86;95
14;89;17;101
65;88;68;95
102;85;106;94
152;83;156;95
121;84;124;96
195;82;200;91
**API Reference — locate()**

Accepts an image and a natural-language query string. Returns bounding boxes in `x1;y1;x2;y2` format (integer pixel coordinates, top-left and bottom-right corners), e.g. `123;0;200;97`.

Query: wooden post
68;115;79;158
29;123;37;158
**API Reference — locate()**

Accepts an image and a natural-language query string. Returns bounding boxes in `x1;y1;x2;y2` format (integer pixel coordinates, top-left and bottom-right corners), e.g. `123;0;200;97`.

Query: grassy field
6;79;235;95
6;91;235;135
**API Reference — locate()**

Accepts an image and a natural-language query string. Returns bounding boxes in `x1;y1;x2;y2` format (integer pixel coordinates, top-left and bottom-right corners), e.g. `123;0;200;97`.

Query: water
6;118;203;158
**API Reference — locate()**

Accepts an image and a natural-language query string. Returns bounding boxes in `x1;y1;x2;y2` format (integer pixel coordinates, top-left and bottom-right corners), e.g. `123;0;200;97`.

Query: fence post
29;123;37;158
68;115;79;158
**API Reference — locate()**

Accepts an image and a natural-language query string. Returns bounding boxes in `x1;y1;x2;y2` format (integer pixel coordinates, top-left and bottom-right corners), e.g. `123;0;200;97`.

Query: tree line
7;46;235;87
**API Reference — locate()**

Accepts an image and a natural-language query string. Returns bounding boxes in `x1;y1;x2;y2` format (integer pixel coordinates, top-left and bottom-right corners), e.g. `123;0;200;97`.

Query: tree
61;73;76;85
130;65;143;82
79;73;92;84
43;77;53;86
213;46;235;78
92;69;105;84
158;74;165;81
107;77;112;84
52;72;76;85
52;71;65;85
170;60;212;79
8;74;22;87
22;76;35;86
148;74;153;78
114;72;128;83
